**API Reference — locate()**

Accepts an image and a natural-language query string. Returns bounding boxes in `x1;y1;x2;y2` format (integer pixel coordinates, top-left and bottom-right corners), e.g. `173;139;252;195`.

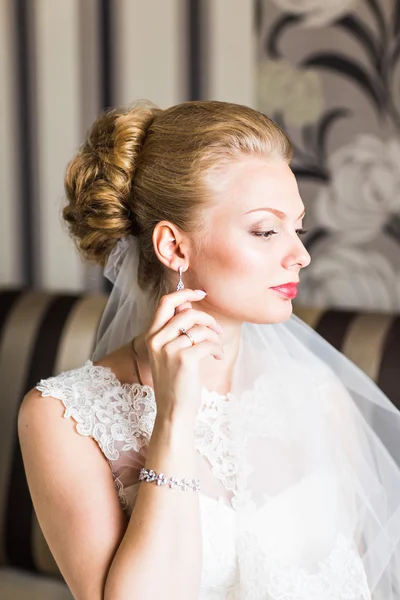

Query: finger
149;289;207;335
151;313;223;356
182;325;222;349
173;338;225;362
174;300;193;315
167;310;223;338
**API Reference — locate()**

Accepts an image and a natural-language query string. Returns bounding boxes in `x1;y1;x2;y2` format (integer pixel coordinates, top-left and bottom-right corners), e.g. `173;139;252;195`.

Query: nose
283;237;311;270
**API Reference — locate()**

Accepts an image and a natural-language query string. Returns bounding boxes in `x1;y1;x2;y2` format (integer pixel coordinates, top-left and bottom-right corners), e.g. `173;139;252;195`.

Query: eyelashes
252;229;308;240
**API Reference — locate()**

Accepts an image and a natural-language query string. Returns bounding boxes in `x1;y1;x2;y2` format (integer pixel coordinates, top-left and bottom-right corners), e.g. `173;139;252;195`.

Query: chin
268;298;293;323
247;300;294;325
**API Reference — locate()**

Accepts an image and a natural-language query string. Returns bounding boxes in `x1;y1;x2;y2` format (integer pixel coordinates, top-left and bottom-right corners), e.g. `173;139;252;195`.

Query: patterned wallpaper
256;0;400;311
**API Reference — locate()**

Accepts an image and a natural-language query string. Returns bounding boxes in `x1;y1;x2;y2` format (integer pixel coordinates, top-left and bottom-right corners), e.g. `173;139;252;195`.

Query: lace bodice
36;360;371;599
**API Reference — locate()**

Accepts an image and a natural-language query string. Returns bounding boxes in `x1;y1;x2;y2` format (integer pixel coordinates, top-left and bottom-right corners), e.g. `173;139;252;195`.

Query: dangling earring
176;266;185;291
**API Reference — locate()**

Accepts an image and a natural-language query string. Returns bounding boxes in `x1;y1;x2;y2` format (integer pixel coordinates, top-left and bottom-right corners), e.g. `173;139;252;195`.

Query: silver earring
176;266;185;291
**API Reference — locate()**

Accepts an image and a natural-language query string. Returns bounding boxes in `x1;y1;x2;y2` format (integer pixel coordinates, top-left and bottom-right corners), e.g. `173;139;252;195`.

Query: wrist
155;407;196;430
139;467;200;491
152;413;195;446
146;416;197;483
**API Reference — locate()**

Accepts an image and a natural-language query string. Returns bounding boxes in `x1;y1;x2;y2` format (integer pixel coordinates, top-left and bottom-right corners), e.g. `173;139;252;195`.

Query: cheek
203;234;271;284
209;238;253;275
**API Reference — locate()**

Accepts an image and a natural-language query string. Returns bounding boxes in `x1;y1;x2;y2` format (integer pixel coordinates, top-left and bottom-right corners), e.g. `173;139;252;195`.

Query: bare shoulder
93;342;144;386
19;386;69;441
18;385;128;599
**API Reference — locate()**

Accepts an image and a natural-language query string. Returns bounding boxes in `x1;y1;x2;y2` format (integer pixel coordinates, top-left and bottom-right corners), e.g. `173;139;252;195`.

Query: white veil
92;235;400;599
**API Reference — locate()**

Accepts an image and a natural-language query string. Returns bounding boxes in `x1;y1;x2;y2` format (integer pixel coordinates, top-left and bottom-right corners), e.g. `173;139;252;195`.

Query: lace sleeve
36;361;158;515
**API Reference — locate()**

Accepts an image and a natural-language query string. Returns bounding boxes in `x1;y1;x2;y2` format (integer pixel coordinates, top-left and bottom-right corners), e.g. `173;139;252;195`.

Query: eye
252;228;309;240
296;229;308;237
252;230;279;239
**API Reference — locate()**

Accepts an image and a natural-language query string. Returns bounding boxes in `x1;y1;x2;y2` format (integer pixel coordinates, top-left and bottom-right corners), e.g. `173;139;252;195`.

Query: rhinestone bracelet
139;467;200;492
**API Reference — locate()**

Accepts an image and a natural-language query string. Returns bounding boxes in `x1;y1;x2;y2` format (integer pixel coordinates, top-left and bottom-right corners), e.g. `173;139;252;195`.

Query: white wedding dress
36;356;372;599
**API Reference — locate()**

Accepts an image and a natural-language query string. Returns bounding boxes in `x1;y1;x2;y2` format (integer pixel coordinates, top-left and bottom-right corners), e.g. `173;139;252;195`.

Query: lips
270;283;298;299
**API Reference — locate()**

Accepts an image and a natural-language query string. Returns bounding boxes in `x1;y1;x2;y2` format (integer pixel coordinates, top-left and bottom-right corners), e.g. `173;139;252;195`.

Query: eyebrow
244;207;306;220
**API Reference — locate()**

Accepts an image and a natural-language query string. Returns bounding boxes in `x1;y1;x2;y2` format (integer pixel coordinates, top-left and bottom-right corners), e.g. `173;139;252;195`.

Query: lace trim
195;388;248;499
193;367;331;510
112;475;129;511
36;360;253;508
36;360;330;509
36;360;157;461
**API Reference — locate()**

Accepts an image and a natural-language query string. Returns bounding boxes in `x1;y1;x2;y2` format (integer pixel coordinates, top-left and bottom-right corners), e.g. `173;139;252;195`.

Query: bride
18;100;400;599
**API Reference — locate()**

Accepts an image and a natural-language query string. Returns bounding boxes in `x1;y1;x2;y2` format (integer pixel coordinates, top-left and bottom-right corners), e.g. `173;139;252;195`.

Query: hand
144;289;224;422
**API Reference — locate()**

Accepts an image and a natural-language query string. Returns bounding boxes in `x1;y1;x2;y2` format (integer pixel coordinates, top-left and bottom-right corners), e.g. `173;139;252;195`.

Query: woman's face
190;156;311;325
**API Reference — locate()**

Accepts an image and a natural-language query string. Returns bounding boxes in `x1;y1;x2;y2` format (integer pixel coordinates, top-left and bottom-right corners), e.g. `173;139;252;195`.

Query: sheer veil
92;234;400;598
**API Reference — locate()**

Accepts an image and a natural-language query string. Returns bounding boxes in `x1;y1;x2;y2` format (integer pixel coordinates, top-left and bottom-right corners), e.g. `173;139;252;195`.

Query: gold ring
180;327;195;346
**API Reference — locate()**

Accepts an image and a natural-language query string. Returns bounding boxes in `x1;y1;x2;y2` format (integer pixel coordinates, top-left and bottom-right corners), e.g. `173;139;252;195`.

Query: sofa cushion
0;289;107;580
0;567;72;599
293;306;400;409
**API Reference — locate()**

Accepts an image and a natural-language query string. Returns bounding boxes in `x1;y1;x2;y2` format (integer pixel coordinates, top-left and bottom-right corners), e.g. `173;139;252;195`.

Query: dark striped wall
0;0;255;294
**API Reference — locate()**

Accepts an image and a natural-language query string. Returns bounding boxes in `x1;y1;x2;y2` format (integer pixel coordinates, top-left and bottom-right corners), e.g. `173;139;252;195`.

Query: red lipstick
270;283;298;299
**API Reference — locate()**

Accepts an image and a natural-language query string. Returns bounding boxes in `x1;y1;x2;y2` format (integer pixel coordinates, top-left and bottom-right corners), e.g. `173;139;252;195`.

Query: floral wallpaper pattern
256;0;400;311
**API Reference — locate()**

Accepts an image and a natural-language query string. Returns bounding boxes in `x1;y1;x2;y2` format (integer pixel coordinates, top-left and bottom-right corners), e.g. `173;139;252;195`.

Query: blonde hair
63;100;292;303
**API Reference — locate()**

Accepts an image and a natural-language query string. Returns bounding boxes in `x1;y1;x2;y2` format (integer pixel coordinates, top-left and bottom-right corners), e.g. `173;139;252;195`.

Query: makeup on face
269;283;298;299
246;206;307;243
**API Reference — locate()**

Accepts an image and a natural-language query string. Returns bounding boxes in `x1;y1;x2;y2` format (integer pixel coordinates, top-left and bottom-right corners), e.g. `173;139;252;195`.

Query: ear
153;222;193;314
152;221;189;272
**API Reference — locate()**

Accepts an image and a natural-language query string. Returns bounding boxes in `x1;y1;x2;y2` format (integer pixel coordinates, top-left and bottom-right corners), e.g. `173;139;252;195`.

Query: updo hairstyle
63;100;292;304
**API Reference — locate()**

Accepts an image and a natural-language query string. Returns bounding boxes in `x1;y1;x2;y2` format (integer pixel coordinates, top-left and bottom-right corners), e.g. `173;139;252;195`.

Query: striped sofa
0;290;107;599
0;289;399;599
